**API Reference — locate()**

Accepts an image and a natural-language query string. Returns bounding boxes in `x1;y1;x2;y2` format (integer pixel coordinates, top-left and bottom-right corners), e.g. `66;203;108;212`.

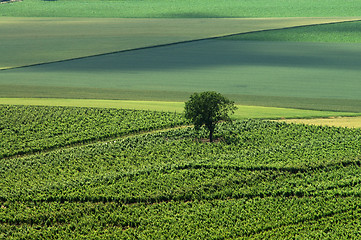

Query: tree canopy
184;91;237;142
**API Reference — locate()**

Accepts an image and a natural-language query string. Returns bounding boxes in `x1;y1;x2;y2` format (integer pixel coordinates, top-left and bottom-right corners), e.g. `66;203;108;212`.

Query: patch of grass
224;20;361;43
1;0;361;18
1;98;360;120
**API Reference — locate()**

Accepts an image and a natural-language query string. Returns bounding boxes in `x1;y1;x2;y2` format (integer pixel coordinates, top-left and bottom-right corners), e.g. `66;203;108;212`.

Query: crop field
0;105;186;159
3;118;361;238
2;0;361;238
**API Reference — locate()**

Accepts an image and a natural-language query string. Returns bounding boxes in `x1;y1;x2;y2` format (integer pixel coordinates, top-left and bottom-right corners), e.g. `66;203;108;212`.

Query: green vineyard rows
2;197;361;239
0;105;186;159
2;119;361;238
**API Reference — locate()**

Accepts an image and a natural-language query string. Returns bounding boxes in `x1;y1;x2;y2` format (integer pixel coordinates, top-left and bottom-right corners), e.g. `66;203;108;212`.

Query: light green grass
2;85;361;112
1;0;361;18
1;17;356;69
278;116;361;128
2;40;361;112
224;20;361;43
1;98;360;120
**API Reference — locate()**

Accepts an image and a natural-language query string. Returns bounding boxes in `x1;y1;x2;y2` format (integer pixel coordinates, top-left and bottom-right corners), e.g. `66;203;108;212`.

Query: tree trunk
209;127;214;143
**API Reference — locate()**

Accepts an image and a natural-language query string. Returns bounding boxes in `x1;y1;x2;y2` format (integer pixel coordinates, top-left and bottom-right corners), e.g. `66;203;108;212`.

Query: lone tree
184;91;237;142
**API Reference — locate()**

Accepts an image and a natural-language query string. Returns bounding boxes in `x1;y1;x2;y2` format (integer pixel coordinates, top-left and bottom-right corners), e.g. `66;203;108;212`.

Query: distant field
2;17;361;112
278;116;361;128
1;17;356;69
2;39;361;112
2;98;360;120
1;0;361;18
224;20;361;43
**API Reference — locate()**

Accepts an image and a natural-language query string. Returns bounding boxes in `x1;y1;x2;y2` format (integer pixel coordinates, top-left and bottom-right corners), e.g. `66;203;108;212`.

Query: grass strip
1;85;361;113
1;98;360;120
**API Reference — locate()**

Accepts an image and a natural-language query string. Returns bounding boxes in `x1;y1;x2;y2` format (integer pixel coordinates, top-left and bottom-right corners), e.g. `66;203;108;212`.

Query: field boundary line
2;124;191;161
8;182;361;207
1;18;361;71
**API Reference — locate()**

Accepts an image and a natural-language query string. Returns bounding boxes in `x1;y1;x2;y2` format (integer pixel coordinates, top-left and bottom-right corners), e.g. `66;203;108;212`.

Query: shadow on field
305;21;361;33
21;40;361;72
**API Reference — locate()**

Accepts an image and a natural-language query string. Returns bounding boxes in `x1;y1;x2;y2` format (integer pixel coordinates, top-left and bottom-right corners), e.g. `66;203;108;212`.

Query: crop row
3;156;361;204
3;120;361;238
3;120;361;202
1;196;361;239
0;105;186;158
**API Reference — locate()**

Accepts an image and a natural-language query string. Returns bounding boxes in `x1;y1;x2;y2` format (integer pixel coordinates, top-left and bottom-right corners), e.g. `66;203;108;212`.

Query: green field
1;6;361;112
1;17;357;69
1;39;361;112
3;118;361;238
224;20;361;43
2;0;361;18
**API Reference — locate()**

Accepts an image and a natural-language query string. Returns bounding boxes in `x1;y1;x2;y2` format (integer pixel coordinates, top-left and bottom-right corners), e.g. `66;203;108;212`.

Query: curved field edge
1;17;360;69
1;98;360;120
222;20;361;43
2;0;361;18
